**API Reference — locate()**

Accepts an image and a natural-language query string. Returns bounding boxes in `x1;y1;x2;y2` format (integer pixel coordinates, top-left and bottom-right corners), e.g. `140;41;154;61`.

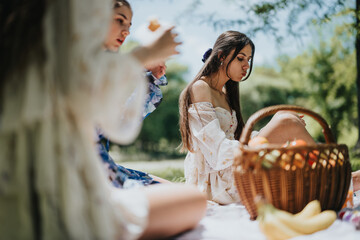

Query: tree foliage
185;0;359;148
185;0;353;41
237;22;357;146
278;26;357;142
240;67;295;130
116;1;359;159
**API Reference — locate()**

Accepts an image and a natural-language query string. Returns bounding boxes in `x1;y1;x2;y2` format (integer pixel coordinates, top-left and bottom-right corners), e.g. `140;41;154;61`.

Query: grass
143;156;360;183
116;147;360;184
119;159;185;182
145;159;360;183
148;167;185;182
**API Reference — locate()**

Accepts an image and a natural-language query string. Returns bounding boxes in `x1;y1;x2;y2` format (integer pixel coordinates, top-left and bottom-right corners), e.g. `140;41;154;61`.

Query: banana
259;206;302;240
258;204;302;240
275;209;337;234
257;200;337;240
293;200;321;220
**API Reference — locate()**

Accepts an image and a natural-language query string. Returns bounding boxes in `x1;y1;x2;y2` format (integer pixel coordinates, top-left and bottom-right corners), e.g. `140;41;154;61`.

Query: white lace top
184;102;240;204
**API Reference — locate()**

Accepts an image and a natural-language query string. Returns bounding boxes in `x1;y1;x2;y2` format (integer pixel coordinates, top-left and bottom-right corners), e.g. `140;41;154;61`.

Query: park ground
115;154;360;182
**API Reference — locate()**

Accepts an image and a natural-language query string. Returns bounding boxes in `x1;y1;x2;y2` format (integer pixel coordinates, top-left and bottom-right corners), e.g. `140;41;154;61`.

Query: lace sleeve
62;1;146;145
63;1;147;239
188;102;239;171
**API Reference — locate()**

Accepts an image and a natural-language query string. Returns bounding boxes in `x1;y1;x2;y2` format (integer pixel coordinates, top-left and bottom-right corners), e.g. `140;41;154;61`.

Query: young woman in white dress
179;31;316;204
0;0;206;239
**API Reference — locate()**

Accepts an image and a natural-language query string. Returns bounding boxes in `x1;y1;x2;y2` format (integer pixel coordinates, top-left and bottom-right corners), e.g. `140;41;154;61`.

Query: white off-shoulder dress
0;1;148;239
184;102;240;204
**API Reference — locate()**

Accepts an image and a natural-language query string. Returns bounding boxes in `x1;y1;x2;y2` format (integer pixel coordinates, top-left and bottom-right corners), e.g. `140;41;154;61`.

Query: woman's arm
188;101;240;171
139;184;207;240
353;170;360;192
131;27;181;68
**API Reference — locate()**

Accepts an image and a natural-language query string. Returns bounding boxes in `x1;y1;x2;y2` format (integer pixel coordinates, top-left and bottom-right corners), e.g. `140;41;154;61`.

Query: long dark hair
0;0;131;107
0;0;47;105
179;31;255;152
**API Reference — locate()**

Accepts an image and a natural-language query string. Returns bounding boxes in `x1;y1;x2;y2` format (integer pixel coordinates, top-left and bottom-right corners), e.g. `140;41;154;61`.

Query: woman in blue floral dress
143;62;167;118
99;0;169;188
97;65;168;188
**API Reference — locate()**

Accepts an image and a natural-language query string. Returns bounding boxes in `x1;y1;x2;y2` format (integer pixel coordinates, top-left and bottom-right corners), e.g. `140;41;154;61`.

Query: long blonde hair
179;31;255;152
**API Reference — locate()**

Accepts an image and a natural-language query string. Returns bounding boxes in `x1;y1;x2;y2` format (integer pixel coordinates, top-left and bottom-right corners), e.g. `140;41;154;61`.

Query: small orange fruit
248;136;269;147
289;139;307;147
148;19;161;32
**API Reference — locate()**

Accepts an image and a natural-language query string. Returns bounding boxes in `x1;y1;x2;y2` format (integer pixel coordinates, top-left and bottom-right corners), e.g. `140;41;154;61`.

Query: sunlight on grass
148;167;185;182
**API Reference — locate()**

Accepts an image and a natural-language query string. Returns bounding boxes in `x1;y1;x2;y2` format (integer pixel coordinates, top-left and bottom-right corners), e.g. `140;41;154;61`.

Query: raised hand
132;26;182;67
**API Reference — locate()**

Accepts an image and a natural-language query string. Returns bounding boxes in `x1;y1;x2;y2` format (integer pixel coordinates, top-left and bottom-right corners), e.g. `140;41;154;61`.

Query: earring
220;61;223;66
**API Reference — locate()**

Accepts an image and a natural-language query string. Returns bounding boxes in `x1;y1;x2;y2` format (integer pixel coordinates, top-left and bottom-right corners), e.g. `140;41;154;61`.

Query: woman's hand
131;26;182;67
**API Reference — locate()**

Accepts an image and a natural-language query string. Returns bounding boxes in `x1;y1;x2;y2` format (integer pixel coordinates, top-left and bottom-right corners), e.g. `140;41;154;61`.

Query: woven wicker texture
233;105;352;220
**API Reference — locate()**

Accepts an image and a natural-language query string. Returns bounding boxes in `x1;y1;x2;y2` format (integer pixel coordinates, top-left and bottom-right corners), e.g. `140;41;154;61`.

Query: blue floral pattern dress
143;71;168;119
97;134;157;188
98;72;167;188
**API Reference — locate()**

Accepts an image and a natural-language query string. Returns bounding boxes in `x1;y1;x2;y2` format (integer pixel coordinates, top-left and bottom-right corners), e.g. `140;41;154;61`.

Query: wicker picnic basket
233;105;352;220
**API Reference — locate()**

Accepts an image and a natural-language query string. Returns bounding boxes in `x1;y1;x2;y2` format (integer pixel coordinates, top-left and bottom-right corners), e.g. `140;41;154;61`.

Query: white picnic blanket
176;201;360;240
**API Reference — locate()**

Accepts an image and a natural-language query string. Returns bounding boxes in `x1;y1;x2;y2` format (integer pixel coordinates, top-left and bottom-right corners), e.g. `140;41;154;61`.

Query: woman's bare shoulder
191;80;212;103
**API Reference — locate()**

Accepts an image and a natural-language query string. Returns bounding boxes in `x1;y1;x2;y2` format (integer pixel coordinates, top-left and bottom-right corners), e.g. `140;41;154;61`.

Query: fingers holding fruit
144;26;182;68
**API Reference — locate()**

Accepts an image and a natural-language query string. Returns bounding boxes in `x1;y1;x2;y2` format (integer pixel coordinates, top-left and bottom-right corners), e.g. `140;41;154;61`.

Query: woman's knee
258;111;308;144
272;111;304;128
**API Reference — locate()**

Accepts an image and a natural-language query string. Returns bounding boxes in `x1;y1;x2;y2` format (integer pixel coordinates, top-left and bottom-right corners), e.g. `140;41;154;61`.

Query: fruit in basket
280;152;304;169
248;136;269;147
290;139;307;147
280;139;319;168
257;199;337;240
262;150;281;169
279;153;291;170
293;153;305;168
308;150;318;165
281;139;307;148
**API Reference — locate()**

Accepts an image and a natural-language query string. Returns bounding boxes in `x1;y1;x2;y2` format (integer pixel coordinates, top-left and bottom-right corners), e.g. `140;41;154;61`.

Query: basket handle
239;105;335;144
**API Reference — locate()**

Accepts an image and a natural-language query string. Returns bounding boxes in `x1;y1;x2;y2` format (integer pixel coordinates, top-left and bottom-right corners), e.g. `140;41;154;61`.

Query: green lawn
148;167;185;182
117;151;360;183
146;157;360;183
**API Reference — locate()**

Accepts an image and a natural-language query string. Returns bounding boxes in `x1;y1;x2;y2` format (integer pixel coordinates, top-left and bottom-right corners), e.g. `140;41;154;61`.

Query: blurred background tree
177;0;359;172
112;1;360;177
277;26;357;143
112;49;189;161
136;62;188;157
